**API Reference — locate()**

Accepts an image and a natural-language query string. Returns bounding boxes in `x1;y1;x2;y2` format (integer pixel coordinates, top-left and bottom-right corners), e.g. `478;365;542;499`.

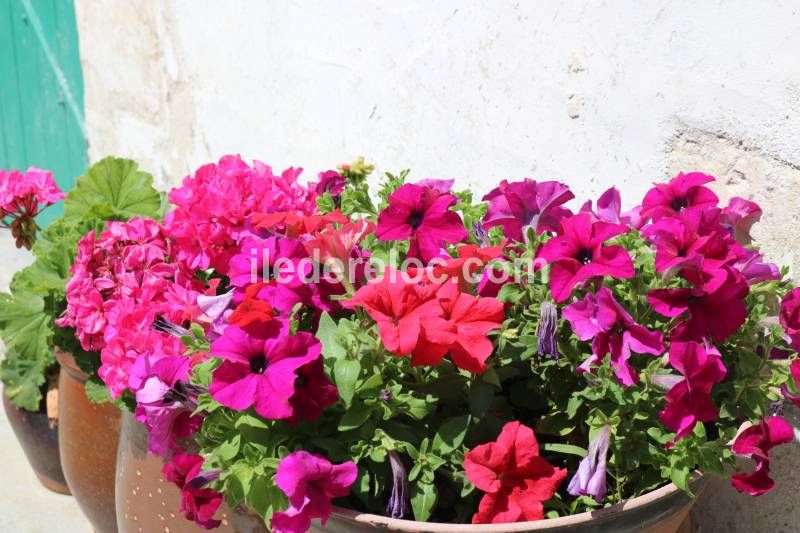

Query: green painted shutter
0;0;87;226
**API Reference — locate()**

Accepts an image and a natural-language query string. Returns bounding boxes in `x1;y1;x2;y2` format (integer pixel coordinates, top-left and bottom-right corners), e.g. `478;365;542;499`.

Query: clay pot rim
54;349;87;383
329;474;702;531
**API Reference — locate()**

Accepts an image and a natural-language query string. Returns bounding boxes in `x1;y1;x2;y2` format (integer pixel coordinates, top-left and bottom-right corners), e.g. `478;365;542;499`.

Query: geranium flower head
271;451;357;533
229;284;275;329
537;213;634;302
563;287;664;386
640;171;719;221
376;182;468;262
464;421;567;524
482;179;574;242
731;416;794;496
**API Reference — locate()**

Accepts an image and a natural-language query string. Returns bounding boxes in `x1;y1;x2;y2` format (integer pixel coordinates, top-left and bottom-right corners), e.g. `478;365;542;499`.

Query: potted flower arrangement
66;156;798;533
0;157;163;529
0;166;68;493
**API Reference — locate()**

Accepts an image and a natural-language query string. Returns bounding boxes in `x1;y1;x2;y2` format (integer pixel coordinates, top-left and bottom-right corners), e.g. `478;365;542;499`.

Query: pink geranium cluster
57;217;204;398
0;167;64;248
166;155;317;274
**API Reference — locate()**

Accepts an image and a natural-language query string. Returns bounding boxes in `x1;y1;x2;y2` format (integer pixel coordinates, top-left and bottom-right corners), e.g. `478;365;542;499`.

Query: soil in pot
116;410;237;533
57;349;121;533
2;381;70;495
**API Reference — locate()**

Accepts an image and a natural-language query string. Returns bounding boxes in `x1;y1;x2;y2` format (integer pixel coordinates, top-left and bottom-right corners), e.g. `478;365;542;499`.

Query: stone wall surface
2;1;800;531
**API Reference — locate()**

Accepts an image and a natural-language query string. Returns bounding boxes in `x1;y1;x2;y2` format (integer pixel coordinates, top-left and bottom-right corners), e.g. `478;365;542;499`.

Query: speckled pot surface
57;349;121;533
2;390;69;494
116;411;241;533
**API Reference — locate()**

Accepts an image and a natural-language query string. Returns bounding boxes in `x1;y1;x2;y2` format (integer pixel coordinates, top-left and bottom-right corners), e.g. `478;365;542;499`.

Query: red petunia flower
162;453;223;529
640;172;719;221
345;268;442;356
731;416;794;496
464;421;567;524
376;182;468;262
229;283;275;328
414;281;505;373
537;213;634;302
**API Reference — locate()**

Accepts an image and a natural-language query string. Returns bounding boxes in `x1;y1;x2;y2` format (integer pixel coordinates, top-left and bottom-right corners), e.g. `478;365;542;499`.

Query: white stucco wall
7;0;800;530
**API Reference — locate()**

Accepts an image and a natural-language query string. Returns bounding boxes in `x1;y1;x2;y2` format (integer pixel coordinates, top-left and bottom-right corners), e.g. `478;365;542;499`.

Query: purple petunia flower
568;425;611;502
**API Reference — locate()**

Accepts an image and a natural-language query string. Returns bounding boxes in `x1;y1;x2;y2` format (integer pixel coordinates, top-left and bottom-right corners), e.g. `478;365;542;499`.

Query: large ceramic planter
116;410;236;533
308;479;701;533
56;349;121;533
2;389;69;494
117;402;699;533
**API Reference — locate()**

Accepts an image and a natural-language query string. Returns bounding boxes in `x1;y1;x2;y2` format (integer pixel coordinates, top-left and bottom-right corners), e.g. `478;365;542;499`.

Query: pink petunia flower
376;182;468;262
208;321;326;421
780;288;800;352
228;236;313;314
270;451;358;533
134;355;203;457
721;197;762;245
658;341;727;445
647;268;749;343
482;179;574;242
563;287;665;386
731;416;794;496
537;213;634;302
640;172;719;221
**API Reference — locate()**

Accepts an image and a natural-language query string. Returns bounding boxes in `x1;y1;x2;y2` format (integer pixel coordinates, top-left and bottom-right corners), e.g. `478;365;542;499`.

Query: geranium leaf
64;156;161;221
0;347;48;410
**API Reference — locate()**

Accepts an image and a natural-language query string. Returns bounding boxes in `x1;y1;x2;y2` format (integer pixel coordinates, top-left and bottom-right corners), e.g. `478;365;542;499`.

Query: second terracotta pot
2;390;69;494
57;349;121;533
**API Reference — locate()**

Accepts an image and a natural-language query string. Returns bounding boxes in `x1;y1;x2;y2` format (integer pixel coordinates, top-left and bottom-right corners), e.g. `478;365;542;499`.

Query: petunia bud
472;221;490;247
537;301;559;359
567;425;611;502
152;316;191;338
386;450;411;519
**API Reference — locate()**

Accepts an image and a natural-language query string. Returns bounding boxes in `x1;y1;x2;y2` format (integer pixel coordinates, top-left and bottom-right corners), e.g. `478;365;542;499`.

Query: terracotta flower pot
116;403;699;533
2;389;70;494
309;479;701;533
56;349;121;533
116;410;236;533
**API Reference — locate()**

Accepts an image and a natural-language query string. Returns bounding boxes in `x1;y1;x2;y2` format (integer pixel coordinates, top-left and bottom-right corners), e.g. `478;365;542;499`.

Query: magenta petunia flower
376;182;468;262
537;213;634;302
270;451;358;533
580;187;642;228
780;288;800;352
134;355;203;457
647;268;749;343
313;169;346;196
228;236;313;314
208;321;324;420
563;288;665;386
163;453;223;529
640;172;719;221
659;341;727;445
731;416;794;496
482;178;574;242
734;248;781;285
721;197;762;245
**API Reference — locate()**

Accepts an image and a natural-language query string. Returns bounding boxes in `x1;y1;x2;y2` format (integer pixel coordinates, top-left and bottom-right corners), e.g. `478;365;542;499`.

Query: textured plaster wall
6;0;794;531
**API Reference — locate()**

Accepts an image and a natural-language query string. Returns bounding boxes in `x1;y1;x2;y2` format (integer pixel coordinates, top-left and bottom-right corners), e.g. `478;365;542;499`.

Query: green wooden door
0;0;87;226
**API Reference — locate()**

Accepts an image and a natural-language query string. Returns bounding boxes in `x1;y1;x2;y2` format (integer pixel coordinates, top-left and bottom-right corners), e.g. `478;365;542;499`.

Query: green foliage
64;156;161;221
